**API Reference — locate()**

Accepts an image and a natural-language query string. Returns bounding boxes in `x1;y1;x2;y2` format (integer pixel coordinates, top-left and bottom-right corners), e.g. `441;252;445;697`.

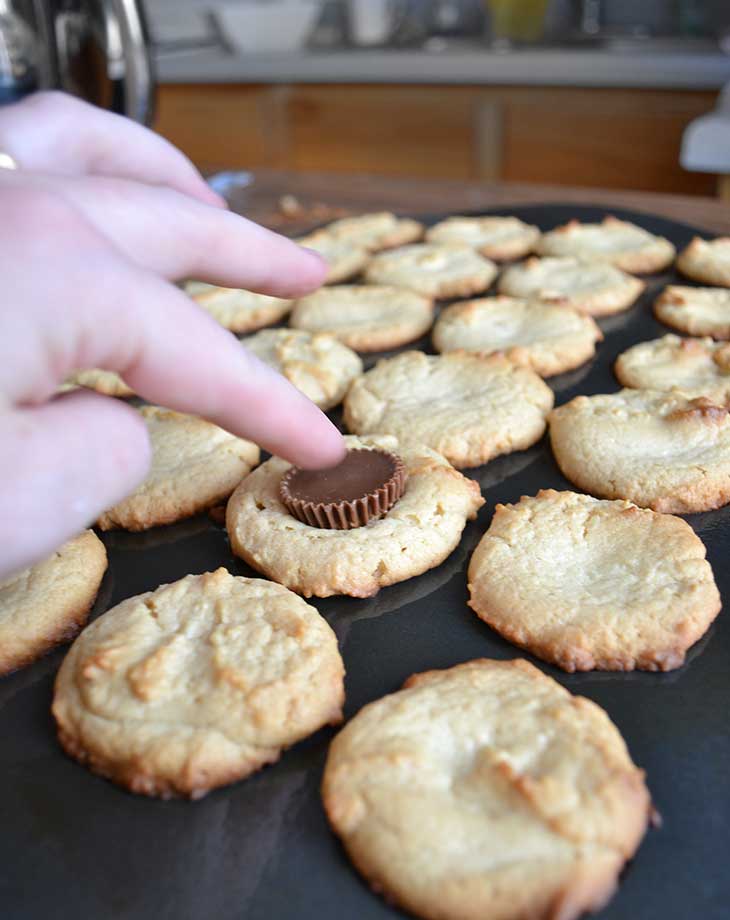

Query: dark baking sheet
1;204;728;920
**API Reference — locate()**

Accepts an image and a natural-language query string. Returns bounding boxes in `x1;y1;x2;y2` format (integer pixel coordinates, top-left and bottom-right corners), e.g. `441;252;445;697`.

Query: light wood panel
155;83;718;195
154;83;279;172
284;85;483;179
499;87;716;195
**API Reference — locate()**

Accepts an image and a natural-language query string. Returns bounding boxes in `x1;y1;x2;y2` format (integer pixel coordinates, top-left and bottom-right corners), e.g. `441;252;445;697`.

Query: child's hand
0;95;345;578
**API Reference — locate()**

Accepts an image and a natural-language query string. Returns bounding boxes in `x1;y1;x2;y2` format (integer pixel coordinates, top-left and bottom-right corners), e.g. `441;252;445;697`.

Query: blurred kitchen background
4;0;730;196
148;0;730;196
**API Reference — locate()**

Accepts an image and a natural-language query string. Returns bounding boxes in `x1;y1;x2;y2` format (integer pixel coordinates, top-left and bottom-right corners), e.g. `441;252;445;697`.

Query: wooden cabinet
498;87;716;195
285;86;483;178
155;83;717;195
153;84;277;172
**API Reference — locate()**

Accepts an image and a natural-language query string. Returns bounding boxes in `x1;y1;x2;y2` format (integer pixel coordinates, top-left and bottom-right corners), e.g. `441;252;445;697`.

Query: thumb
0;391;150;577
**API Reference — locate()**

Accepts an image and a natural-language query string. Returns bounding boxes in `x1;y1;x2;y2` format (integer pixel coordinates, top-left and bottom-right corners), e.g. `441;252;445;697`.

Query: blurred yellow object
484;0;549;43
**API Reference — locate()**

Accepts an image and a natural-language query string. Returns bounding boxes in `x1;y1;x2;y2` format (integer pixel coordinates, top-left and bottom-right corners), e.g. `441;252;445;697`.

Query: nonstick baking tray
1;204;728;920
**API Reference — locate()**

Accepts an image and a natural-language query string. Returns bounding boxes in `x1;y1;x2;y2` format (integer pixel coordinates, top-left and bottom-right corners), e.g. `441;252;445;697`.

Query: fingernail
209;190;229;209
301;247;328;265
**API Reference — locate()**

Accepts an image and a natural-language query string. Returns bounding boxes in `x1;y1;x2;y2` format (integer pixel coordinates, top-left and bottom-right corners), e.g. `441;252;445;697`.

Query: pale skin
0;91;346;579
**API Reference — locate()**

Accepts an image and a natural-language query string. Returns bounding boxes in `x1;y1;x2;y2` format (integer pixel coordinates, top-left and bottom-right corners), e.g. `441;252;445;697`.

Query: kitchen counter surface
157;44;730;90
228;169;730;236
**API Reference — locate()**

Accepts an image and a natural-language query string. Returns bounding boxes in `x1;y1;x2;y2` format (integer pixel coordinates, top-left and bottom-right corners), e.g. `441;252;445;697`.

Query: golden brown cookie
289;285;434;352
186;281;292;333
311;212;424;252
676;236;730;287
242;328;363;411
322;657;651;920
364;243;498;299
343;351;554;468
432;295;602;378
498;256;645;316
52;569;345;798
468;490;721;672
97;406;259;531
654;285;730;339
0;531;107;675
62;370;135;398
536;216;675;274
615;334;730;404
226;434;483;598
549;389;730;513
425;215;539;261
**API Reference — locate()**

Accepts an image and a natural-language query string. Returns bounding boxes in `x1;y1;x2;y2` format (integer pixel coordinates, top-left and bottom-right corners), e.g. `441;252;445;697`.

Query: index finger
13;171;329;299
0;229;344;470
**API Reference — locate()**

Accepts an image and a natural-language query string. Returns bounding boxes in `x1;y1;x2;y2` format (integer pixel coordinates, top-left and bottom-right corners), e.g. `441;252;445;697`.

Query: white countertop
156;45;730;90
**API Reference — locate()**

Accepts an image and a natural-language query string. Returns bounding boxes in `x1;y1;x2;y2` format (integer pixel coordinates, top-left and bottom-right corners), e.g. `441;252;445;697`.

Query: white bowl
214;1;322;54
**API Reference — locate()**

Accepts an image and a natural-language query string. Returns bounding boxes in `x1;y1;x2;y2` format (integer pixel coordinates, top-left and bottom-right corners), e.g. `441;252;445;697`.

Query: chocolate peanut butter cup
279;449;406;530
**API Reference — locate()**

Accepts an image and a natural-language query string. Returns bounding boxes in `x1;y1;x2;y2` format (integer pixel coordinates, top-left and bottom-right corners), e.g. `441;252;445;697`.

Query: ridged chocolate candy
279;449;406;530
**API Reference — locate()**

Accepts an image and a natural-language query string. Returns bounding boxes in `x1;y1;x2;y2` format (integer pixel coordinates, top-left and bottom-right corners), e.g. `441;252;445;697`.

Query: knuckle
24;89;78;116
0;184;107;263
13;187;79;232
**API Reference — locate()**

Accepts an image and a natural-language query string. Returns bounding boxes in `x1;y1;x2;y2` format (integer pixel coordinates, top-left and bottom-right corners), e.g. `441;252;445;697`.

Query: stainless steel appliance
0;0;154;123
